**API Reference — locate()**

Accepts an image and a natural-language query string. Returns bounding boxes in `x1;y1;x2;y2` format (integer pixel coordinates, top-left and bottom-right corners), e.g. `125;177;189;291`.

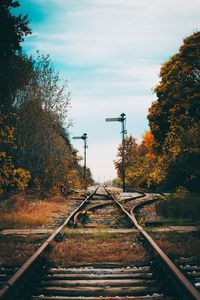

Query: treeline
0;1;93;197
115;31;200;192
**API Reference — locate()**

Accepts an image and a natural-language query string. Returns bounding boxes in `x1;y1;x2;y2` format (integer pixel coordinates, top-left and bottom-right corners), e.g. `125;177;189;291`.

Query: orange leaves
142;131;154;149
142;131;156;160
114;133;158;189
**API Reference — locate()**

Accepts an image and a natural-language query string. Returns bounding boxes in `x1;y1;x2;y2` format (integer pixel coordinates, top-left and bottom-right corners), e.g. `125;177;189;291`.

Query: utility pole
83;133;87;187
120;113;126;193
105;113;127;192
73;133;88;189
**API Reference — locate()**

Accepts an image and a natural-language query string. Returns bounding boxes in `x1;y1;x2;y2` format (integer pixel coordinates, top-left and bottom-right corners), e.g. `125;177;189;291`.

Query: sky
18;0;200;182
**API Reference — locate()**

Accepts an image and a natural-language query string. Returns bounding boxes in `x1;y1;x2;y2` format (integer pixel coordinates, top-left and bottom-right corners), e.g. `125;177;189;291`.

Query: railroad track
0;186;199;300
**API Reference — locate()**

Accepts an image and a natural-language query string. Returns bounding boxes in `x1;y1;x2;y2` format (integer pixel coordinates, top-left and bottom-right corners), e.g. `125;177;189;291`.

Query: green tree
148;32;200;191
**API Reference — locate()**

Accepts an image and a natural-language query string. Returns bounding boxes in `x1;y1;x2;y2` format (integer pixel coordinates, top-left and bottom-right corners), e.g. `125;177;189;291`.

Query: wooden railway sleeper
0;187;100;300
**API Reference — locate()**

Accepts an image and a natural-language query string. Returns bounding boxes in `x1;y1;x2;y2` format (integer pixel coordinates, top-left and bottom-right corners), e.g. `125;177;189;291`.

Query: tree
0;0;31;112
114;136;137;186
148;32;200;191
0;1;31;195
86;167;95;186
114;136;146;189
13;54;91;194
0;113;30;195
0;1;94;196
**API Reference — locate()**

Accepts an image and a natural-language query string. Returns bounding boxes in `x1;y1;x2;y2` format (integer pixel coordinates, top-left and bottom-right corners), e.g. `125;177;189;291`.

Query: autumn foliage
148;31;200;191
0;113;30;195
0;1;93;197
115;32;200;192
114;133;156;189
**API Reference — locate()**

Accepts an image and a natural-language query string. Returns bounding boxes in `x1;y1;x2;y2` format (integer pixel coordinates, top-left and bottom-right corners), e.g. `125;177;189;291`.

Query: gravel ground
137;201;162;224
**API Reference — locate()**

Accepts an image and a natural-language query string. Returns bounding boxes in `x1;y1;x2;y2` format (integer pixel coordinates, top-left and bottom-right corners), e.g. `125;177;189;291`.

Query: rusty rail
73;187;114;226
106;187;200;300
0;186;100;300
73;201;112;226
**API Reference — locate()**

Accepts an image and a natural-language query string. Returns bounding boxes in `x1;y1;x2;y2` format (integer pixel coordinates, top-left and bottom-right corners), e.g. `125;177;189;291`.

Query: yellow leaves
67;168;83;190
147;156;167;187
115;133;159;189
170;145;181;159
0;152;14;185
145;152;156;160
0;113;16;145
13;168;31;190
0;152;31;190
0;151;31;193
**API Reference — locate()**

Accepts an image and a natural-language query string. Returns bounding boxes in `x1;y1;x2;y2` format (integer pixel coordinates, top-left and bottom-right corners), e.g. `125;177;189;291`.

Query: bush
156;192;200;220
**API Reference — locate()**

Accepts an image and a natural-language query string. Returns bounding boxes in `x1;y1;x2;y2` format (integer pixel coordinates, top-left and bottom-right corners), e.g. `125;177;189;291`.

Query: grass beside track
0;194;80;230
0;234;50;265
155;192;200;222
137;193;200;227
150;231;200;259
0;193;84;266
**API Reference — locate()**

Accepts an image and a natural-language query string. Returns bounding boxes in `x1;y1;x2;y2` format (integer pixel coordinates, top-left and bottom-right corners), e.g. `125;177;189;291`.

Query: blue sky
18;0;200;182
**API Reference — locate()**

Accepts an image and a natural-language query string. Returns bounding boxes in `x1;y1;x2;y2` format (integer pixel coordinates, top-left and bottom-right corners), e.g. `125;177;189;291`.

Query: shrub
156;192;200;220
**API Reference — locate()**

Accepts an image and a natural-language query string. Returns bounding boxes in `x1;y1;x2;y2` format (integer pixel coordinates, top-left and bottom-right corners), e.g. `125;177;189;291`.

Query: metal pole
83;137;86;189
82;133;87;190
120;113;126;192
105;113;127;192
73;133;88;190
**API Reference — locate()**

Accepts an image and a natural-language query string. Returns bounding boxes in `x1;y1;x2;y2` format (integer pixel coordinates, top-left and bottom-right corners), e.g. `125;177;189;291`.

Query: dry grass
0;195;83;266
0;195;78;229
0;235;49;265
47;232;149;266
151;231;200;259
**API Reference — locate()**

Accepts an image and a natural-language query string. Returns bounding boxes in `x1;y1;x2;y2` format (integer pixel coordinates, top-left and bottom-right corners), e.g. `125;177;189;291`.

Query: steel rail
0;186;100;300
73;187;116;226
125;187;146;196
105;187;200;300
73;187;145;226
73;201;112;226
104;186;146;203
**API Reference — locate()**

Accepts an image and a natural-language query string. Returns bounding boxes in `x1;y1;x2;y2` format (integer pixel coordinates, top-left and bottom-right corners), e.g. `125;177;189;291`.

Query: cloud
22;0;200;180
93;63;161;86
24;0;200;66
